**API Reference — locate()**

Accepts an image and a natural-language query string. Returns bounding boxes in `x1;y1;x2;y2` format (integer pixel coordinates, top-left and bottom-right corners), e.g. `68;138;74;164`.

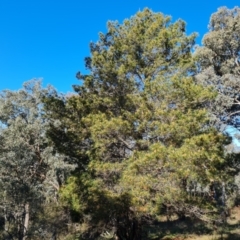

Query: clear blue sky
0;0;239;93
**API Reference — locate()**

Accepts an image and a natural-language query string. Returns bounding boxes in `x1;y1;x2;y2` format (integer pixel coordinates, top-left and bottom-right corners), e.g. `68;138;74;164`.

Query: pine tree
45;9;233;239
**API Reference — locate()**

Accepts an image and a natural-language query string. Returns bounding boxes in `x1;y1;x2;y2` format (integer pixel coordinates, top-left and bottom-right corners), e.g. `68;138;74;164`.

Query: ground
147;207;240;240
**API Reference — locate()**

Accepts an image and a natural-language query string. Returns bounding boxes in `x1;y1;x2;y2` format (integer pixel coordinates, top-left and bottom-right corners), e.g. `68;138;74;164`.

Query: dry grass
149;206;240;240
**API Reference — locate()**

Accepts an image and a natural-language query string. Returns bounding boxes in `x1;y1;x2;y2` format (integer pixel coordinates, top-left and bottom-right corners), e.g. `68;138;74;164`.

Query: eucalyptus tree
192;6;240;221
194;6;240;129
0;80;74;239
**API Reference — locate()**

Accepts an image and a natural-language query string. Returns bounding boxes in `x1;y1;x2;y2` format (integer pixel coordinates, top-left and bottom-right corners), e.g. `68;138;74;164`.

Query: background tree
0;80;74;239
194;7;240;210
44;9;236;239
194;7;240;130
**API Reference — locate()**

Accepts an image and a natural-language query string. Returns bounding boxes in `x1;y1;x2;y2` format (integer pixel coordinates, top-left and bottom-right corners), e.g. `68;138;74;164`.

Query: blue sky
0;0;239;93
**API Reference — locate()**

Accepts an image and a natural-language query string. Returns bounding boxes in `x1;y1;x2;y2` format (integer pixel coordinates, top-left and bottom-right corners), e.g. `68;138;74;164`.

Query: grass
146;206;240;240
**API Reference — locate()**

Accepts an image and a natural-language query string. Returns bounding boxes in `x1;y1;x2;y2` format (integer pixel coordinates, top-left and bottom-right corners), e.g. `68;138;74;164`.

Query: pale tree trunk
23;203;29;240
4;206;8;232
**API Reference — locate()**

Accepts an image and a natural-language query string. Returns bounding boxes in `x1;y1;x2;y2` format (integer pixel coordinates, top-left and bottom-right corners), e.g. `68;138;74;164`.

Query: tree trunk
116;218;142;240
22;203;29;240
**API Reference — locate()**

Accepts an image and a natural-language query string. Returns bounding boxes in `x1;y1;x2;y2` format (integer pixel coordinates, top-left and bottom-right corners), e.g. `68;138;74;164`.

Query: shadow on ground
144;217;240;240
224;233;240;240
